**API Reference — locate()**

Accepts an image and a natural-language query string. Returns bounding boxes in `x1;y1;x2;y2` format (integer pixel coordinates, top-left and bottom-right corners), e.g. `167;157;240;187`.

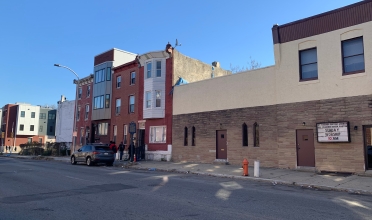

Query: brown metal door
216;130;227;159
363;126;372;170
296;129;315;167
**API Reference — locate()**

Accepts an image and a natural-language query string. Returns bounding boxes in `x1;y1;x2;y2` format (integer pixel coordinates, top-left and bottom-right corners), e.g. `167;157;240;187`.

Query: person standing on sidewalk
109;141;118;161
118;141;124;160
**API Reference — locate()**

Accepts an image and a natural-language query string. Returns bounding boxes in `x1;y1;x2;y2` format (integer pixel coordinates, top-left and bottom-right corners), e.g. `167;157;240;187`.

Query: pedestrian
109;141;118;160
118;141;124;160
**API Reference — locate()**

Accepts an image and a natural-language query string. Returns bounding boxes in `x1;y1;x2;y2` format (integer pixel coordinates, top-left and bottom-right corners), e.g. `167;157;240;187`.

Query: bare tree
230;57;261;73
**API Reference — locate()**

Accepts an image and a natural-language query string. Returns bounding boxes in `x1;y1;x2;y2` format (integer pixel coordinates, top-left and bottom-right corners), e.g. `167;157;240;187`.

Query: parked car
71;144;114;166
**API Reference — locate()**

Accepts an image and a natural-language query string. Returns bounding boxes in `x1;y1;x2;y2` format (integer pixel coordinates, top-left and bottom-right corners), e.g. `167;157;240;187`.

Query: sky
0;0;359;108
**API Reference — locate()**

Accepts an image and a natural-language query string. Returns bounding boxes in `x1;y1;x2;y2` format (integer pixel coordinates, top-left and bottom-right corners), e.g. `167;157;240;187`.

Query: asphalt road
1;157;372;220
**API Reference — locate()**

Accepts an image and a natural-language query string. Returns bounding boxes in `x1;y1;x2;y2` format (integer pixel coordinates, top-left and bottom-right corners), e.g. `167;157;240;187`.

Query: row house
172;0;372;174
74;74;94;147
110;44;231;161
1;103;56;153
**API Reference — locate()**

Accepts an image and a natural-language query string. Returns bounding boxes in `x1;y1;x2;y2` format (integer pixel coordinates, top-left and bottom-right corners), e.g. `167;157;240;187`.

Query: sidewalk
3;154;372;195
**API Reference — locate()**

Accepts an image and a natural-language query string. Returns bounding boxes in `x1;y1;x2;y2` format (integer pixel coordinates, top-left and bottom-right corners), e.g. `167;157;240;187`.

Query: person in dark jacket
118;141;124;160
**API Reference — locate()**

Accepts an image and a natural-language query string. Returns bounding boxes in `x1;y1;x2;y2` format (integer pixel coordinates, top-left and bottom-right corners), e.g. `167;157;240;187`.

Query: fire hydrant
242;158;249;176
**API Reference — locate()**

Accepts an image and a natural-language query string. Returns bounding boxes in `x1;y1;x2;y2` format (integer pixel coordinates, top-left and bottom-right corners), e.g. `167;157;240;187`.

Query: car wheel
86;157;93;166
71;156;77;165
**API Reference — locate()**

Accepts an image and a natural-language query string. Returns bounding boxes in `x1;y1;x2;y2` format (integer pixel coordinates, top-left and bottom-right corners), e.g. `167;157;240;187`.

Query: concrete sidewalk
3;154;372;195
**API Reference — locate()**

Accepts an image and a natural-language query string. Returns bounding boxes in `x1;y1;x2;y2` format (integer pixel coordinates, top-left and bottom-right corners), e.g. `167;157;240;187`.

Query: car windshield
95;146;110;151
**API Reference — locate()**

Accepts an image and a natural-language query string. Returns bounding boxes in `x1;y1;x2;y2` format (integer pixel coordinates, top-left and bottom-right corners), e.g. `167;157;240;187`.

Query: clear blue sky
0;0;358;107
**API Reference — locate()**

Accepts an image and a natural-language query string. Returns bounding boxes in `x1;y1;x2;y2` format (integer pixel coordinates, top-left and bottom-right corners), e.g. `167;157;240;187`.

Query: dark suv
71;144;114;166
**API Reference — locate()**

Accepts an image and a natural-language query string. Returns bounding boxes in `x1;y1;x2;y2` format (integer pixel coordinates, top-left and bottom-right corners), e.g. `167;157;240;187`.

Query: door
138;129;145;160
216;130;227;159
296;129;315;167
363;126;372;170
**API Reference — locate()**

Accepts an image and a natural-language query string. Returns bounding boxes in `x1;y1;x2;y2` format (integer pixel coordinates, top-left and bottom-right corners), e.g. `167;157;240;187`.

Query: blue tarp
170;77;188;95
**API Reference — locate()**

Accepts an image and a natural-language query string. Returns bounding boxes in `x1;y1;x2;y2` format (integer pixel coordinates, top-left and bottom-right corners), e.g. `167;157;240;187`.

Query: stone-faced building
172;0;372;174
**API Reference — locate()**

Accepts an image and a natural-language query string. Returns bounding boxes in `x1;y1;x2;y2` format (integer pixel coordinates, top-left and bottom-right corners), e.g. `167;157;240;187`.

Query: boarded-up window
184;127;188;146
242;123;248;146
192;126;196;146
253;122;259;147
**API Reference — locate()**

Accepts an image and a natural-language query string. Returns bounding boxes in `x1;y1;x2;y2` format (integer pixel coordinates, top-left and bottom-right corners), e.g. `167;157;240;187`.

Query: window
87;85;91;97
113;125;117;143
20;111;25;117
39;138;42;143
123;124;127;145
94;95;104;109
299;48;318;81
150;126;166;143
192;126;196;146
85;105;89;120
98;123;108;135
342;37;364;74
106;67;111;81
39;113;46;119
77;106;80;120
130;72;136;85
105;94;110;108
129;95;135;113
39;125;43;132
20;124;24;131
184;127;188;146
49;126;54;133
156;61;161;77
28;138;32;143
116;99;121;114
30;125;34;131
48;113;55;119
94;69;105;83
31;112;35;118
146;62;152;78
155;90;161;107
253;122;259;147
80;128;84;145
242;123;248;146
146;91;151;108
116;76;121;88
78;87;82;99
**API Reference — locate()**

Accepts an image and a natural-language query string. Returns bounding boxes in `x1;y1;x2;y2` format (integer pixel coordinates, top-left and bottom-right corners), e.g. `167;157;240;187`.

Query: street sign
129;121;136;134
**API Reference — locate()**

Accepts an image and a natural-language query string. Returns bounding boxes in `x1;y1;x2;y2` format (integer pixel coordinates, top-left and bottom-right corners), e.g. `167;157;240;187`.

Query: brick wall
173;95;372;173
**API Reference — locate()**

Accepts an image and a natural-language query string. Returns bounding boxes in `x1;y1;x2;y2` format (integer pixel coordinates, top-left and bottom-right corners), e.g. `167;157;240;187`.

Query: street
1;157;372;220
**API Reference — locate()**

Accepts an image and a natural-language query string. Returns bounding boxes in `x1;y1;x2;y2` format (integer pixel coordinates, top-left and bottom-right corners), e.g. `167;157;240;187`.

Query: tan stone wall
172;50;231;85
173;95;372;173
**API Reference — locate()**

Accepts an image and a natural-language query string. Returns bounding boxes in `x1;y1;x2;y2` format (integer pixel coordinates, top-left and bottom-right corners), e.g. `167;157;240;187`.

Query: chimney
61;95;65;102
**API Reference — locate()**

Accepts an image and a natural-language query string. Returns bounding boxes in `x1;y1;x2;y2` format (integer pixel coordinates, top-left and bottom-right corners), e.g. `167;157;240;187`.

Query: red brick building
1;104;17;149
74;74;94;146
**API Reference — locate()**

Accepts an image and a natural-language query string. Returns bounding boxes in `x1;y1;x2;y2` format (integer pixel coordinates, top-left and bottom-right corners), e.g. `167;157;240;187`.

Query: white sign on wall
316;122;350;143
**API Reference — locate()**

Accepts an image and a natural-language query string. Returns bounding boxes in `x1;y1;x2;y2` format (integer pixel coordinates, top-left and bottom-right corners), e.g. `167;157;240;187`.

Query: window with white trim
78;87;82;99
85;105;89;120
150;126;166;143
130;72;136;85
156;61;161;77
146;91;151;108
116;98;121;114
146;62;152;78
129;95;135;113
155;90;161;107
116;76;121;88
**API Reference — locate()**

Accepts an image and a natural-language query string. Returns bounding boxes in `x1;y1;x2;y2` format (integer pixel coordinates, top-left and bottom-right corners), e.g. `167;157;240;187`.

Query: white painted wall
16;104;40;135
173;21;372;115
56;100;74;143
143;58;166;119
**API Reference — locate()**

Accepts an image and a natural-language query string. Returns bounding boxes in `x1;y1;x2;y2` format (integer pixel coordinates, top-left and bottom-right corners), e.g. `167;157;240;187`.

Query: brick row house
172;0;372;174
73;74;94;148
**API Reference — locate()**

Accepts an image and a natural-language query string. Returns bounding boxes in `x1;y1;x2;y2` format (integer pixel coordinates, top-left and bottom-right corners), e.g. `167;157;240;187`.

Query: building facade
172;0;372;173
38;107;57;144
74;74;94;147
136;46;231;161
55;96;74;150
91;48;137;144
